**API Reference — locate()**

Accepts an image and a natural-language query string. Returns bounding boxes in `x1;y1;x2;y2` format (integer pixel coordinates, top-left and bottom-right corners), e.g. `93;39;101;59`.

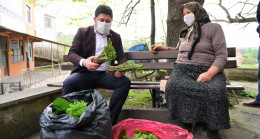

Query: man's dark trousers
63;71;131;125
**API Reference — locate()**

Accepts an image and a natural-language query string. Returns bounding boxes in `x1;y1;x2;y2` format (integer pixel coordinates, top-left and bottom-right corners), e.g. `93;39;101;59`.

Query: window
26;5;31;23
11;40;24;63
44;16;52;28
0;36;7;67
25;42;33;62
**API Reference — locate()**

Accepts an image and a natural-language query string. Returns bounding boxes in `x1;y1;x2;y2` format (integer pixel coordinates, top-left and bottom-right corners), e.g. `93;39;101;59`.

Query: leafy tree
242;48;258;64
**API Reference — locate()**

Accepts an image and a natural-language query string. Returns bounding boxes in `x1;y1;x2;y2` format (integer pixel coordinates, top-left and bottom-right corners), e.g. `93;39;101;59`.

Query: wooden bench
48;47;244;107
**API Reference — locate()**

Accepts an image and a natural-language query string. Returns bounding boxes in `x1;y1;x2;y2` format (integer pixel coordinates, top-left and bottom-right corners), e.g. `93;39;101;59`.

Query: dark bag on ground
39;89;112;139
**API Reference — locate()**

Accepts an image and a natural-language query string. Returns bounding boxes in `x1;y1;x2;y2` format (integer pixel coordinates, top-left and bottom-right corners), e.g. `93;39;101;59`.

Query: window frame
26;4;32;24
11;40;24;63
44;16;52;28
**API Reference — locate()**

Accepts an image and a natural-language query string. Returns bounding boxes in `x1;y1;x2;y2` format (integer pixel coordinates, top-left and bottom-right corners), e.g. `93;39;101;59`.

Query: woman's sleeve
168;39;181;51
211;24;228;69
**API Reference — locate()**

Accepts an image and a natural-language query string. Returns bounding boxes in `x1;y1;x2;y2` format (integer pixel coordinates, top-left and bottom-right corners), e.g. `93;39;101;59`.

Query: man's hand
151;45;168;53
82;56;100;70
114;71;125;78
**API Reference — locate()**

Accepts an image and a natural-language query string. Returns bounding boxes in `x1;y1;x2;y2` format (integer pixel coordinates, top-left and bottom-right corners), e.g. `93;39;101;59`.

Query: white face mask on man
184;13;195;27
96;21;112;35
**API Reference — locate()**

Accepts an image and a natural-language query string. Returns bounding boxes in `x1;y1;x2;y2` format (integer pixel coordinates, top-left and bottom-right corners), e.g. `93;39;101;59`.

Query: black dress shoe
243;101;260;107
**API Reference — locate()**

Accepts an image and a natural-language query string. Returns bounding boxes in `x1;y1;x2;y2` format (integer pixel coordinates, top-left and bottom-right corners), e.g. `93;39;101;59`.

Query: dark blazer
257;0;260;37
68;26;127;74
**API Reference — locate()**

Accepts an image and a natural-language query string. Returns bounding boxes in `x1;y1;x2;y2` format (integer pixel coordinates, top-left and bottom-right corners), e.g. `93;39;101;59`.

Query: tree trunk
150;0;155;45
167;0;204;47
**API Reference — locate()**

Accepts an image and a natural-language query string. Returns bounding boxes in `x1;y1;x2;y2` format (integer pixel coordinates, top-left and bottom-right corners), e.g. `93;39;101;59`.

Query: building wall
23;0;36;36
0;67;4;80
0;33;35;77
0;0;36;78
0;0;25;32
34;7;57;41
0;0;57;79
43;14;57;41
7;35;26;77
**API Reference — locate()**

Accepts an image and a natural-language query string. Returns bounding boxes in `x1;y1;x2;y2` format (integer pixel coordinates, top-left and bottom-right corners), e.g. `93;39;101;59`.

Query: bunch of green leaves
51;98;88;118
107;61;143;74
52;98;71;115
119;128;158;139
94;38;116;64
66;100;88;118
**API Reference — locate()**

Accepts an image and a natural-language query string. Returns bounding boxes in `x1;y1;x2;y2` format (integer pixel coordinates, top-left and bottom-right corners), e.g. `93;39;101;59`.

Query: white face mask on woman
96;21;112;35
184;13;195;27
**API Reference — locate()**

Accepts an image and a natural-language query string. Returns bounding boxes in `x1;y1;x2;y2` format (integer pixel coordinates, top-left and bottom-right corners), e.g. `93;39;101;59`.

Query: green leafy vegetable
106;61;143;75
93;38;116;64
52;98;71;115
66;100;88;118
119;128;158;139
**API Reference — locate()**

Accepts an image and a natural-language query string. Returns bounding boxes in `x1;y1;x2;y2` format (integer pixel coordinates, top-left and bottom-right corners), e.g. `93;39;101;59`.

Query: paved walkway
0;72;256;139
23;79;260;139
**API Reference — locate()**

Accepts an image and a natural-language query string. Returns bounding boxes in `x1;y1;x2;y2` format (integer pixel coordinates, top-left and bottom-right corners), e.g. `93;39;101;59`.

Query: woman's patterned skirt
165;63;231;130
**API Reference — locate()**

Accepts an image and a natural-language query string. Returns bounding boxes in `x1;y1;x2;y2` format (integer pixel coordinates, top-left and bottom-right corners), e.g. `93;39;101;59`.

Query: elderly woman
151;2;230;139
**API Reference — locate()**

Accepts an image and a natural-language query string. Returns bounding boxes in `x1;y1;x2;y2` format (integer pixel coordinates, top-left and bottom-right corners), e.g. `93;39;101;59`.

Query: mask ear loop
187;26;193;42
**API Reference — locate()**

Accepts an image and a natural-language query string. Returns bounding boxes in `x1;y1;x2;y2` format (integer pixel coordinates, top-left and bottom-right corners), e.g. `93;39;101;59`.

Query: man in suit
243;0;260;107
63;5;131;125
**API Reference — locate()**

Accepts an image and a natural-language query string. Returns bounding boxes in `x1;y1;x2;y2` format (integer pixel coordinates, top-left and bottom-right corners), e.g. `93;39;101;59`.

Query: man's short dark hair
95;5;113;19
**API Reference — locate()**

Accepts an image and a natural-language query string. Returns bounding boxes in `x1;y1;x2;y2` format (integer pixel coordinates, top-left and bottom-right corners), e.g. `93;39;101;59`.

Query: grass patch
35;55;61;63
238;90;256;99
237;64;258;69
33;67;55;72
123;90;152;108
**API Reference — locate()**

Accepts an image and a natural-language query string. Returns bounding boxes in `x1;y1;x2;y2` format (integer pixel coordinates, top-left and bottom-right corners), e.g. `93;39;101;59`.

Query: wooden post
29;69;32;86
0;69;2;82
150;0;155;45
21;70;24;88
0;69;2;95
224;70;239;104
51;43;54;77
58;64;61;75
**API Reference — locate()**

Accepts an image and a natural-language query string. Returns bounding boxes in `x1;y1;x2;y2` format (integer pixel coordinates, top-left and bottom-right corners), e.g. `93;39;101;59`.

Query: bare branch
238;0;247;16
118;0;141;26
218;0;233;22
216;0;257;23
208;13;230;23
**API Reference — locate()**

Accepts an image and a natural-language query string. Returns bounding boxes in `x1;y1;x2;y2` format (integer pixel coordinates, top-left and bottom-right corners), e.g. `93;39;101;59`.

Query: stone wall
225;68;258;82
34;56;59;67
0;87;62;139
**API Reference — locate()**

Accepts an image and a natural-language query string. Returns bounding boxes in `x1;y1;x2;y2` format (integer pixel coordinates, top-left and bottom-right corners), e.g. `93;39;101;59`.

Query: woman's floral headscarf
179;2;211;60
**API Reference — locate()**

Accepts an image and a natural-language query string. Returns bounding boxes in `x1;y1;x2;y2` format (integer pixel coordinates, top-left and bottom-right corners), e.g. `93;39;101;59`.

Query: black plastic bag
39;89;112;139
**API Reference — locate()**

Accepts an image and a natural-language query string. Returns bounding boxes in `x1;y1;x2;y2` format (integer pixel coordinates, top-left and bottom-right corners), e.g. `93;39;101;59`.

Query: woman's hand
151;45;168;53
82;56;101;70
197;66;221;83
114;71;125;78
197;72;213;83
